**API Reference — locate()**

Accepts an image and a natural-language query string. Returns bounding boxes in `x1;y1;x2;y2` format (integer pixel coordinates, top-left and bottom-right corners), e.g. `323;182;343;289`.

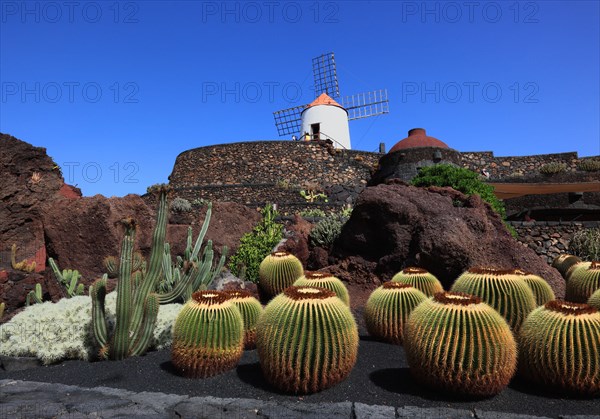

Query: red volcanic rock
328;183;566;298
277;215;313;266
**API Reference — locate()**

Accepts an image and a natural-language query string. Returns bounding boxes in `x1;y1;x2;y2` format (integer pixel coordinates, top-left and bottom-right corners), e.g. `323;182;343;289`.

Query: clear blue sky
1;0;599;197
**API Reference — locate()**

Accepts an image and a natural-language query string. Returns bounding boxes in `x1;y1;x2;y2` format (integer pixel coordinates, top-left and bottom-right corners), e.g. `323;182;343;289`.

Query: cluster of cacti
49;258;85;298
450;268;536;331
518;300;600;396
11;243;36;272
256;286;359;394
578;159;600;172
539;162;567;175
391;267;443;297
513;269;555;306
404;292;517;396
565;261;600;303
309;214;347;249
552;254;582;279
224;290;263;349
569;228;600;261
258;251;304;298
565;261;592;281
293;271;349;305
364;282;426;344
171;290;244;378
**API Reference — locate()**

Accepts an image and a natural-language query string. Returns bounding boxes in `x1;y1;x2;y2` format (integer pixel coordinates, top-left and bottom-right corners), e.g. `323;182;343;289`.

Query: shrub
170;197;192;213
577;159;600;172
299;208;327;218
569;228;600;261
309;214;348;249
539;162;567;175
410;164;506;219
229;205;283;283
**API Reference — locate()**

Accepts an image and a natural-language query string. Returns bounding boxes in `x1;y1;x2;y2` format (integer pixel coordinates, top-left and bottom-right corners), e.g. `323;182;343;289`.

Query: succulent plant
104;252;144;279
11;244;36;273
565;261;591;281
403;292;517;397
565;261;600;303
450;268;537;332
293;271;350;306
26;283;43;306
513;269;555;306
258;251;304;298
539;162;567;175
588;288;600;310
48;258;85;298
224;290;263;349
256;286;359;394
0;302;4;320
171;290;244;378
518;300;600;396
391;267;443;297
364;282;427;344
552;254;582;279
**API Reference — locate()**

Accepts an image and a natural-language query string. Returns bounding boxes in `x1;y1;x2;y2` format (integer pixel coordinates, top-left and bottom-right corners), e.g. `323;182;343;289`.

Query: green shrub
539;162;567;175
299;208;327;218
411;164;506;218
170;197;192;212
229;205;283;283
577;159;600;172
570;228;600;261
309;214;348;249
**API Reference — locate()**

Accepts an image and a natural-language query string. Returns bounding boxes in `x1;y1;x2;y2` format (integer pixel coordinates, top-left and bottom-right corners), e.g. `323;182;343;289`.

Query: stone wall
510;221;600;264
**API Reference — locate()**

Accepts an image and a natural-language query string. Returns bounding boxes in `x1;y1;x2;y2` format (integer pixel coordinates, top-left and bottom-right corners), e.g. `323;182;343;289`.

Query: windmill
273;52;389;150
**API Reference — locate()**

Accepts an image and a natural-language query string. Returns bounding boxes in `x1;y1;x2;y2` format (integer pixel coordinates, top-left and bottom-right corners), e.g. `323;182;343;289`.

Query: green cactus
103;255;118;278
364;282;427;344
11;244;36;273
171;290;244;378
258;251;304;298
26;283;43;306
0;302;5;320
518;300;600;396
552;254;582;279
256;286;359;394
293;271;350;306
514;269;555;306
565;261;591;281
224;290;263;349
588;288;600;309
565;261;600;303
48;258;85;297
450;268;537;332
404;291;517;397
391;267;443;297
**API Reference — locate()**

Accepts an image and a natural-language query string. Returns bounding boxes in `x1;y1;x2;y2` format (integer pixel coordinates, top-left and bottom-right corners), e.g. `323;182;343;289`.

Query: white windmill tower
273;53;390;150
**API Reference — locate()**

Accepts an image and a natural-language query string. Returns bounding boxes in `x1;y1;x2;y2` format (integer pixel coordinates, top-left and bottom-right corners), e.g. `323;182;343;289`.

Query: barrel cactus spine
552;254;582;279
293;271;350;306
256;286;359;394
565;261;600;303
224;290;263;349
514;269;555;306
391;267;443;297
589;288;600;310
258;251;304;298
171;290;244;378
565;261;592;282
450;267;537;332
364;282;427;344
404;291;517;397
518;300;600;396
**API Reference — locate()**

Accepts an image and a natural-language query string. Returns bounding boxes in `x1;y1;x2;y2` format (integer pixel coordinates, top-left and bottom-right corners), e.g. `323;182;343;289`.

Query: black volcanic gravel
1;336;599;418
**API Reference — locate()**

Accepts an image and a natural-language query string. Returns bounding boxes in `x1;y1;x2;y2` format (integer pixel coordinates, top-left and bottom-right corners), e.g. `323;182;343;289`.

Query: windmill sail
341;89;389;121
273;104;305;136
312;52;340;98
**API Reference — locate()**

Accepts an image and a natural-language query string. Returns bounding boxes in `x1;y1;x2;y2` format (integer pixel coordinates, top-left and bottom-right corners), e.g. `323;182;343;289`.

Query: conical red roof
389;128;449;153
305;93;344;109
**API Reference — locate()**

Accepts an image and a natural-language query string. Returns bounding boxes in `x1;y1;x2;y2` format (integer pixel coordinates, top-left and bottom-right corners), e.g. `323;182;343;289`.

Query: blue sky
1;0;599;197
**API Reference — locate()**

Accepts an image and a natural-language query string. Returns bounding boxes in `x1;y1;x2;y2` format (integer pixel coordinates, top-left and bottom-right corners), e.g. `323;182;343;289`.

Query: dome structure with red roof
388;128;449;154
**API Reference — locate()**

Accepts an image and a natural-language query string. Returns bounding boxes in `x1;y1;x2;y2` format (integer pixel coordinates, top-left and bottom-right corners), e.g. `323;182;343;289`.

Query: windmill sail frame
312;52;340;99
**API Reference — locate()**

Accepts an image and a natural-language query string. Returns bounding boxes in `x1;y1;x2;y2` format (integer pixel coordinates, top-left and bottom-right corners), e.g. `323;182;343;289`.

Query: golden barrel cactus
565;261;600;303
552;254;582;279
514;269;555;306
258;251;304;298
293;271;350;305
588;288;600;310
391;267;443;297
224;290;263;349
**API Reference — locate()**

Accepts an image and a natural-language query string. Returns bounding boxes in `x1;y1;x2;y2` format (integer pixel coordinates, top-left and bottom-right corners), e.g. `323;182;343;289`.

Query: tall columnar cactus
514;269;555;306
224;290;263;349
450;268;537;331
552;254;582;279
258;251;304;298
518;300;600;396
25;283;43;306
391;267;443;297
48;258;85;297
103;252;144;278
256;286;359;394
565;261;600;303
293;271;350;306
171;290;244;378
589;288;600;310
364;282;427;344
11;244;36;273
0;302;5;320
404;292;517;396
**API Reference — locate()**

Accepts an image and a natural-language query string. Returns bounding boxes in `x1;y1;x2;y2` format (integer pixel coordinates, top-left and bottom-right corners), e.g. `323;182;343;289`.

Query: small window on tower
311;123;320;140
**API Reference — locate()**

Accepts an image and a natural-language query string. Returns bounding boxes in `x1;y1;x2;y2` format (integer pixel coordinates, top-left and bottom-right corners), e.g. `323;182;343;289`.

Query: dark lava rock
328;183;565;297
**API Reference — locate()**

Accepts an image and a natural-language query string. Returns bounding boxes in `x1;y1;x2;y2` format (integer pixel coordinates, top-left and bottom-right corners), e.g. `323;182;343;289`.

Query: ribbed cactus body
171;291;244;378
404;292;517;396
518;300;600;396
552;254;582;279
565;262;600;303
565;261;591;281
450;268;536;331
256;286;359;394
224;290;263;349
514;270;555;306
258;252;304;298
293;271;350;305
364;282;427;344
589;289;600;310
391;267;443;297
